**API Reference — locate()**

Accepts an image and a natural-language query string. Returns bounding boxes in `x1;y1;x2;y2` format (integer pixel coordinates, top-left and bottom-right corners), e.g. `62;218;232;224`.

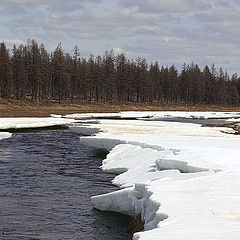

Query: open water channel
0;130;131;240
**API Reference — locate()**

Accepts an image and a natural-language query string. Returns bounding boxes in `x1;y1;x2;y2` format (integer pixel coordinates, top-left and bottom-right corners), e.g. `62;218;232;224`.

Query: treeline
0;39;240;105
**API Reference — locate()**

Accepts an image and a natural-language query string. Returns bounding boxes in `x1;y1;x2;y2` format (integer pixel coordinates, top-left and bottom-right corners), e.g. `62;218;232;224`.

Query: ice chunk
0;132;12;140
80;137;125;151
50;114;63;118
91;187;142;216
69;125;101;136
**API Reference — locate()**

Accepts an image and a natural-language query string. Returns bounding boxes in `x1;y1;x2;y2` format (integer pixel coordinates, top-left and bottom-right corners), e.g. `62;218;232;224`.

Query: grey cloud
123;37;240;74
0;0;101;14
192;9;240;44
204;21;240;42
119;0;211;13
8;6;173;40
194;10;240;23
1;0;240;76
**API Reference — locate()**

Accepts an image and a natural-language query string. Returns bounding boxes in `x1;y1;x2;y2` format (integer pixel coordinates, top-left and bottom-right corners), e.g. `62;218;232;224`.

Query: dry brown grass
0;98;240;117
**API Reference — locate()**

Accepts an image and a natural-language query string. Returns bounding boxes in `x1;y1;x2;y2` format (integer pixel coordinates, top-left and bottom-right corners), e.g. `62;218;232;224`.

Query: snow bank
70;112;240;239
0;117;75;130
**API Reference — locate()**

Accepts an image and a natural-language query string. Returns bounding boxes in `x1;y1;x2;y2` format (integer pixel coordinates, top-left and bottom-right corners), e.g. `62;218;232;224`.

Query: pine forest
0;40;239;106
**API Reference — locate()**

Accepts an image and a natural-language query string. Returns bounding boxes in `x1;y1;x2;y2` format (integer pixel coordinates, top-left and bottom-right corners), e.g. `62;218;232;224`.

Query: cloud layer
1;0;240;74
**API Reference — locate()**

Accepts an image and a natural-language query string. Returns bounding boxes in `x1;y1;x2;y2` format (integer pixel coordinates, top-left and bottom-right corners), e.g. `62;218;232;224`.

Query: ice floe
0;132;12;141
0;117;76;130
69;111;240;239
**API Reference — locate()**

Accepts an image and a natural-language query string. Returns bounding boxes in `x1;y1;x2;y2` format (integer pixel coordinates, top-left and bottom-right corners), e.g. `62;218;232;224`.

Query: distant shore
0;99;240;118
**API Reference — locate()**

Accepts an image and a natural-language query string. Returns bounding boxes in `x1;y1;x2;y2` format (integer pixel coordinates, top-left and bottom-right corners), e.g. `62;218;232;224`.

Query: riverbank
1;99;240;117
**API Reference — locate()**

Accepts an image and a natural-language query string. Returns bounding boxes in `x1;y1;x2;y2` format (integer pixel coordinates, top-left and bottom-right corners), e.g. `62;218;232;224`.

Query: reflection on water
0;148;11;164
0;130;131;240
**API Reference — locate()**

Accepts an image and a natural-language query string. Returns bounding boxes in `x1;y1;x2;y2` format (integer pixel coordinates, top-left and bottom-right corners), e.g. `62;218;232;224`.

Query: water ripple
0;130;130;240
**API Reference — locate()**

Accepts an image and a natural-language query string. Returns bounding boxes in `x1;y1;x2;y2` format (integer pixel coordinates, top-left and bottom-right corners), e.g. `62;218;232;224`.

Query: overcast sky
1;0;240;75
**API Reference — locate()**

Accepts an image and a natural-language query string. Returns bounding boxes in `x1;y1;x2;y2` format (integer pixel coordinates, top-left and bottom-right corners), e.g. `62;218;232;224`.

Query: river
0;130;131;240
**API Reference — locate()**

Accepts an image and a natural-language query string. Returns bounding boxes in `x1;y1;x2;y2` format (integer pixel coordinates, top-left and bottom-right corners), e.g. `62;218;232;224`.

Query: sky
1;0;240;75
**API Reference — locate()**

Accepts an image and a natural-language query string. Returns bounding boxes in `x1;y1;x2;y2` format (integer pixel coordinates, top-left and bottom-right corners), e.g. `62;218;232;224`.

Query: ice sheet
71;112;240;239
134;171;240;240
0;117;75;130
65;111;240;120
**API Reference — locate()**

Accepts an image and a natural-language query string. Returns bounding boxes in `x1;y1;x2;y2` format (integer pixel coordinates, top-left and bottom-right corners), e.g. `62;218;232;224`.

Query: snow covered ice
0;117;76;130
69;111;240;239
0;117;76;142
64;110;240;121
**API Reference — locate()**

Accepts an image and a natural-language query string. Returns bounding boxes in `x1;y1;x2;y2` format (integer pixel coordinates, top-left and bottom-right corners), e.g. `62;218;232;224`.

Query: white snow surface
64;112;121;119
0;117;76;130
69;112;240;240
65;111;240;120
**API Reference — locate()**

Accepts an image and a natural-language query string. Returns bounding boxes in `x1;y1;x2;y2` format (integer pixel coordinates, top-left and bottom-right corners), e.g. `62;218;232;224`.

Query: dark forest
0;40;239;106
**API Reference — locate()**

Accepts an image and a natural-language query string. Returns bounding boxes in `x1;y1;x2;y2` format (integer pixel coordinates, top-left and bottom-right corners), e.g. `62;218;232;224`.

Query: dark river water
0;130;131;240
